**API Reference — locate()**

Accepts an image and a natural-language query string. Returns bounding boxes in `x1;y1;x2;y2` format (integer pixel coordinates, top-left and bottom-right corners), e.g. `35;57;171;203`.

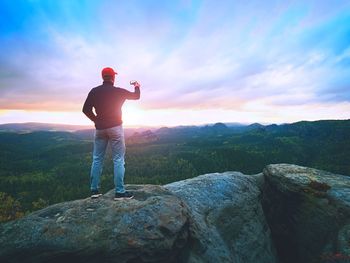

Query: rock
165;172;277;263
10;164;348;263
262;164;350;263
0;185;190;263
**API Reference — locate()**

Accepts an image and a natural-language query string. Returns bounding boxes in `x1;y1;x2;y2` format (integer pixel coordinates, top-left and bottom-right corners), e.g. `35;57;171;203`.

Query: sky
0;0;349;127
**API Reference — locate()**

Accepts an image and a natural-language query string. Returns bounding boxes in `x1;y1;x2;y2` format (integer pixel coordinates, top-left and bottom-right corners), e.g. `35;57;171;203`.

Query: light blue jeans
90;125;126;193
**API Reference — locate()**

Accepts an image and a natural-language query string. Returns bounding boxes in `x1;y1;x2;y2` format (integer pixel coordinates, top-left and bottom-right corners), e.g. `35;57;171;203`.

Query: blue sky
0;0;349;126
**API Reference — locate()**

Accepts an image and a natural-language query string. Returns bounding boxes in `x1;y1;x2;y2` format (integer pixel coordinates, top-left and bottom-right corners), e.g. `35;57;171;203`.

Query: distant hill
0;122;158;139
264;119;350;135
0;122;92;132
1;119;349;141
0;119;349;218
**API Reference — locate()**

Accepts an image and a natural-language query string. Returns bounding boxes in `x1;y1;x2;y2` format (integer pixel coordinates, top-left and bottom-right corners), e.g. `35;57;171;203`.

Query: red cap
101;67;117;77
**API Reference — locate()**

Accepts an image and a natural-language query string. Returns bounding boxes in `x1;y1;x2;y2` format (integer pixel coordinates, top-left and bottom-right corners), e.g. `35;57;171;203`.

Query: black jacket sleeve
123;86;140;100
82;90;97;122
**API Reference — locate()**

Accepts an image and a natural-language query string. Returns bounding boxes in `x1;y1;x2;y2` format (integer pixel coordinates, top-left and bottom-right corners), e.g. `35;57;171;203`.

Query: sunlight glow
1;1;349;126
1;101;349;128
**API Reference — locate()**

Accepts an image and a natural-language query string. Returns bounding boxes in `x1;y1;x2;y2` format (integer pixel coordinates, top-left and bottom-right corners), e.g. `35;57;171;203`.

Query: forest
0;119;349;222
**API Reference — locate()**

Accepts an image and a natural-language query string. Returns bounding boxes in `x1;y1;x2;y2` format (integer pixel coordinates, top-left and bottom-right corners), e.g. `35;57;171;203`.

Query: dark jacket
83;81;140;129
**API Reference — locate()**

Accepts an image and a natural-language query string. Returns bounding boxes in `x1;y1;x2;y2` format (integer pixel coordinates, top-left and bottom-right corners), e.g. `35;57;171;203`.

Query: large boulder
262;164;350;263
0;185;190;263
165;172;277;263
0;172;277;263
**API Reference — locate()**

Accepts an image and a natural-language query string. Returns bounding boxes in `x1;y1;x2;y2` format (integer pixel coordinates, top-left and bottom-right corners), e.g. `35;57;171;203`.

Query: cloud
0;0;350;124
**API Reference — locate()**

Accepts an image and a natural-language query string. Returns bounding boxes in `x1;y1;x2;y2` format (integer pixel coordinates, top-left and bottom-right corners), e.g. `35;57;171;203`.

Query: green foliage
0;192;24;222
32;198;49;210
0;120;349;221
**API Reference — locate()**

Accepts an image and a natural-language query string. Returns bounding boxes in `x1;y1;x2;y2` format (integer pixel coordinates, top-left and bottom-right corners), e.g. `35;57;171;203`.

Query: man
83;67;140;200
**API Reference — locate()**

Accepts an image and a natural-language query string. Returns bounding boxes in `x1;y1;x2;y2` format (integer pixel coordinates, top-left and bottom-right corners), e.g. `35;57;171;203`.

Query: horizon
1;1;350;126
0;118;349;131
0;120;257;129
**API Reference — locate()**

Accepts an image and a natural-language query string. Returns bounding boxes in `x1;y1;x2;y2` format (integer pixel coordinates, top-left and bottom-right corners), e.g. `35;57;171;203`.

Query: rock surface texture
0;185;190;263
165;172;276;263
262;164;350;263
1;164;349;263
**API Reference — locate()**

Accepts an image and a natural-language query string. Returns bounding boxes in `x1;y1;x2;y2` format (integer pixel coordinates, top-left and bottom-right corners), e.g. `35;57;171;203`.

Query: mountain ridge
0;119;349;222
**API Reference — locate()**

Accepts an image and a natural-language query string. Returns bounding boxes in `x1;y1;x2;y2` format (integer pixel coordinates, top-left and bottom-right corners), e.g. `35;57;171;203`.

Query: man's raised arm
124;82;141;100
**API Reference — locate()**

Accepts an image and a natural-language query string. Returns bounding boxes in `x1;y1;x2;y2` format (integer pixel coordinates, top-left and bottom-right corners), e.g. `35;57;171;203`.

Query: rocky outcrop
262;164;350;263
0;185;190;263
165;172;276;263
1;164;349;263
0;172;276;263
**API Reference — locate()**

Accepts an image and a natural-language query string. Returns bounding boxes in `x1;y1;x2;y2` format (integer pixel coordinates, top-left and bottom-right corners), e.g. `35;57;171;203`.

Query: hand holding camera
130;80;140;88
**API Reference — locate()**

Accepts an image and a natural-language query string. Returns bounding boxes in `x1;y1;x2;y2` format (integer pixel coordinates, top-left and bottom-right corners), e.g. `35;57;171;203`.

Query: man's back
83;67;140;200
83;81;140;129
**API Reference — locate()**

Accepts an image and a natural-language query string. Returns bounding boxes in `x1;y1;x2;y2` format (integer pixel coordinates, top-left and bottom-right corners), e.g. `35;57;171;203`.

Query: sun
122;104;146;127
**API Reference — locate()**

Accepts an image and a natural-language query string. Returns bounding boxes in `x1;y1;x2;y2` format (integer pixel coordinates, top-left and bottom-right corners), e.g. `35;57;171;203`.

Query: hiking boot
114;191;134;200
91;190;102;199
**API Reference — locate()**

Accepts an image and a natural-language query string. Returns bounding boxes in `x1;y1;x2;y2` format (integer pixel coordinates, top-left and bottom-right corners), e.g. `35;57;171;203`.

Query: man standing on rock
83;67;140;200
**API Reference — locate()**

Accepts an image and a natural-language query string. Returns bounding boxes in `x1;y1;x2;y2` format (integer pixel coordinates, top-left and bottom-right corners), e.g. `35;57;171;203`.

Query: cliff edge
0;164;349;263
